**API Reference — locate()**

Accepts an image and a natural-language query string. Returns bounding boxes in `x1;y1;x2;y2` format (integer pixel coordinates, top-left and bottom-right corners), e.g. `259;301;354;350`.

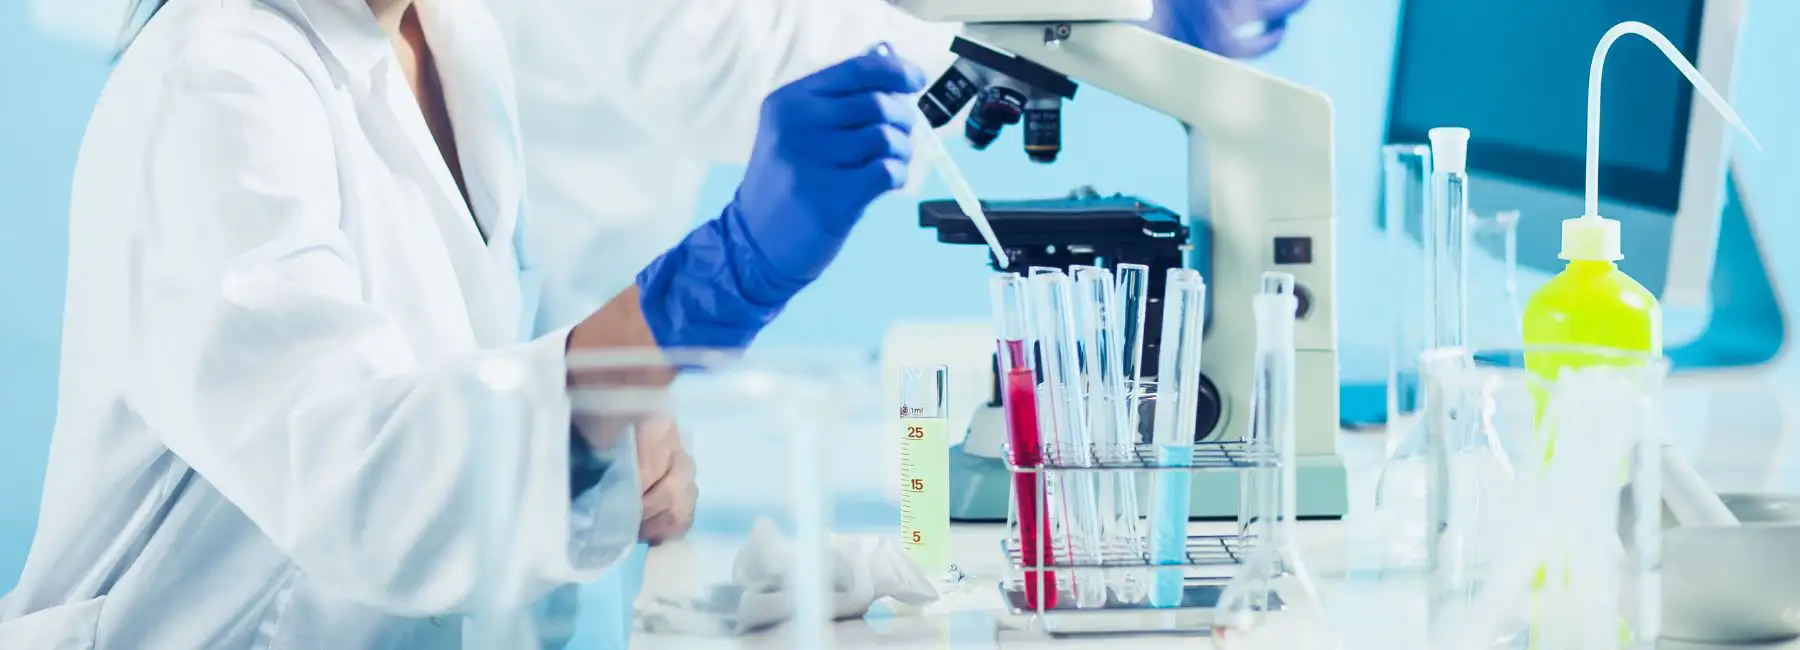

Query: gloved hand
1147;0;1310;59
636;45;926;349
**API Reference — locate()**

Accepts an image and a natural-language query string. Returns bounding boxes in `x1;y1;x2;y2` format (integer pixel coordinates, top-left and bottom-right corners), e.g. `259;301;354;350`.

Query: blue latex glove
1148;0;1309;58
637;45;926;349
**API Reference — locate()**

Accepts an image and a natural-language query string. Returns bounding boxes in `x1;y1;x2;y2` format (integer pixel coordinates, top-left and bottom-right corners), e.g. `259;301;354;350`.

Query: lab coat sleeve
528;0;960;163
127;39;638;616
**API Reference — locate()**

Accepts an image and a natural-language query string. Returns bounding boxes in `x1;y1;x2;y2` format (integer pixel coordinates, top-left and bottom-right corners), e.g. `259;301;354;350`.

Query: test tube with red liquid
989;273;1058;610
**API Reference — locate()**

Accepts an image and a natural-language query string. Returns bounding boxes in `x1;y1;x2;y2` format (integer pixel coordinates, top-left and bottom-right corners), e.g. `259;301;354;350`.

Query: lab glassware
470;348;883;648
1116;263;1153;443
898;365;956;583
1379;143;1432;430
1213;272;1338;650
1026;269;1107;608
1467;209;1525;350
1374;129;1481;570
1073;266;1149;604
1149;268;1206;608
989;272;1058;610
1420;346;1667;650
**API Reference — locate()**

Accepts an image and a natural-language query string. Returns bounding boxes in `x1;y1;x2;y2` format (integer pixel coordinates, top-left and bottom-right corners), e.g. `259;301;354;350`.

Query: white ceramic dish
1663;493;1800;644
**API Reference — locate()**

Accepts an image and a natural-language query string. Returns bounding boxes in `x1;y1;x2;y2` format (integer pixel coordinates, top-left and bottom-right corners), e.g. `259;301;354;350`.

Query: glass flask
1374;131;1497;570
1212;273;1339;650
468;348;902;649
1420;346;1667;650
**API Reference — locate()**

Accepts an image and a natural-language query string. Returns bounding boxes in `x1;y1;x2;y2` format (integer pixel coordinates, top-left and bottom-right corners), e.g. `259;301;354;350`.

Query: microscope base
946;442;1349;522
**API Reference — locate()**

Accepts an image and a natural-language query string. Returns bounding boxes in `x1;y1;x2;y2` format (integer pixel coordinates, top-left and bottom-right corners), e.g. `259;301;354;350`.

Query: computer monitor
1386;0;1746;306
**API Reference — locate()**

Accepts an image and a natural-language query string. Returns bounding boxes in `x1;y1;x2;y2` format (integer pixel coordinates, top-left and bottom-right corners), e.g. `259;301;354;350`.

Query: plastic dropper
914;108;1011;269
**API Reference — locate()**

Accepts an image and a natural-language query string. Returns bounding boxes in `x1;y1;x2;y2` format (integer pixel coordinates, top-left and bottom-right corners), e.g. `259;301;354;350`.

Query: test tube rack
997;438;1278;636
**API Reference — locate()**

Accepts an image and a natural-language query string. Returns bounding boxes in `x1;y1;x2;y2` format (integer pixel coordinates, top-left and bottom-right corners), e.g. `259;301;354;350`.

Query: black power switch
1274;236;1313;265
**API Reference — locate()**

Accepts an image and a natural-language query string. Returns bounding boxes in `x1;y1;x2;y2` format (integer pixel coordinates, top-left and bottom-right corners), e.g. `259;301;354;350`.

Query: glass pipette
914;108;1010;269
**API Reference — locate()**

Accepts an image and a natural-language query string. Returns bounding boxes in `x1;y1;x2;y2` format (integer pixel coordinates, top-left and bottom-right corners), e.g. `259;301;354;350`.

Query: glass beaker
468;348;903;649
1372;141;1471;570
1380;143;1433;430
1466;210;1525;351
1420;346;1667;650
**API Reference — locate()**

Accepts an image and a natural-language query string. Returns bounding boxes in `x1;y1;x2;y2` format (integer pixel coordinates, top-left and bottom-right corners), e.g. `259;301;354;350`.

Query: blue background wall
2;0;1796;592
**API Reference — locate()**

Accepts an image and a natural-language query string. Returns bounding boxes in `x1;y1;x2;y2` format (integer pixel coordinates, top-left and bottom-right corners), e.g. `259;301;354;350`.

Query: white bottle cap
1559;215;1623;261
1428;127;1470;174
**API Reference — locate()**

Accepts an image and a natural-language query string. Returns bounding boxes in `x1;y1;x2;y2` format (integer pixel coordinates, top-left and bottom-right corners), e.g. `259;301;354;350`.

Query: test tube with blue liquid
1149;268;1208;608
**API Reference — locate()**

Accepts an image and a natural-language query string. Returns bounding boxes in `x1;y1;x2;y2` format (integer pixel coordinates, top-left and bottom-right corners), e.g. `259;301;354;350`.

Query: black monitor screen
1387;0;1705;212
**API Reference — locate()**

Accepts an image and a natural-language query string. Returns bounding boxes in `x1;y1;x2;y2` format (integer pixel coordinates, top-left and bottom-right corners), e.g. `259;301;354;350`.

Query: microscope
879;0;1347;521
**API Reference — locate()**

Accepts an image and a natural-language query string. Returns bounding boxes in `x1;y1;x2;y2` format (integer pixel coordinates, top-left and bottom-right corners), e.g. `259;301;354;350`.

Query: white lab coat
0;0;641;648
492;0;960;329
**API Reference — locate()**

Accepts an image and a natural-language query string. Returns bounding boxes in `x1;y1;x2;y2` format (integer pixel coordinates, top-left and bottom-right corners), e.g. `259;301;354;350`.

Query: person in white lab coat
0;0;925;647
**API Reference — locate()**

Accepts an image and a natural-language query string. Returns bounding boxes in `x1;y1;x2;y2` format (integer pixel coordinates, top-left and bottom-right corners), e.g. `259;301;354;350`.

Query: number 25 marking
906;426;925;439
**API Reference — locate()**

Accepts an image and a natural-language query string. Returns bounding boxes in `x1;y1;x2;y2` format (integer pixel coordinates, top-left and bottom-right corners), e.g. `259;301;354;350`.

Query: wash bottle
1519;22;1759;629
1523;21;1758;382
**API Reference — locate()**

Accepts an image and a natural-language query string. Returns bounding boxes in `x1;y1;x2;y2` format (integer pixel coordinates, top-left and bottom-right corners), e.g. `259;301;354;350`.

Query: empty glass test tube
1074;266;1147;604
1026;269;1106;607
1116;263;1152;443
989;273;1058;610
1149;268;1207;608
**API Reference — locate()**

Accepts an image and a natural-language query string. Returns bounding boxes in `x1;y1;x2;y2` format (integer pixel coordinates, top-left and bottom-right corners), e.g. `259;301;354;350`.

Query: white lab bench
634;369;1800;649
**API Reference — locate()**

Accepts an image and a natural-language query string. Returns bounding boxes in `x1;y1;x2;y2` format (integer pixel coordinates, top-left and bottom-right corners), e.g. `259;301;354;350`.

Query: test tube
988;273;1058;610
1428;127;1471;350
1074;266;1148;603
1148;268;1207;608
1026;269;1106;608
1116;264;1152;443
1248;273;1301;546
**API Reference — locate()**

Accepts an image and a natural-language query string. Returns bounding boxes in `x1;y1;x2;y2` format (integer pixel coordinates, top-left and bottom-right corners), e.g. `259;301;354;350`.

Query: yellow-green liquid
1519;258;1660;646
1522;260;1663;457
899;416;951;575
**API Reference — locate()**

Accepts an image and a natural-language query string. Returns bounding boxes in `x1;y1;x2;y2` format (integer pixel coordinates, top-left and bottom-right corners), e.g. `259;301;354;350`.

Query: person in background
0;0;924;646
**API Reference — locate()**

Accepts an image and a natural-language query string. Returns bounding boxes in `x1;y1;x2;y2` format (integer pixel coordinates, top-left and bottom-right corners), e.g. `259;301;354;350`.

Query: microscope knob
1293;284;1313;319
1191;374;1225;442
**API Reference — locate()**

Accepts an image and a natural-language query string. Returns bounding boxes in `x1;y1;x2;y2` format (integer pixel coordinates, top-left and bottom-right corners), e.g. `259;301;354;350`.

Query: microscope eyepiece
965;86;1026;150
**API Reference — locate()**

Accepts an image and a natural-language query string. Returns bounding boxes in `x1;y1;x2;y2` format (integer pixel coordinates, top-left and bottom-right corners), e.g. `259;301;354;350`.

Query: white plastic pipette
914;111;1010;269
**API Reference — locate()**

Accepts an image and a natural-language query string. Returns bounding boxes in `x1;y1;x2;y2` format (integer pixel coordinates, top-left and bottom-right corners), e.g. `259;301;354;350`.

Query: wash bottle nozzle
1567;21;1760;263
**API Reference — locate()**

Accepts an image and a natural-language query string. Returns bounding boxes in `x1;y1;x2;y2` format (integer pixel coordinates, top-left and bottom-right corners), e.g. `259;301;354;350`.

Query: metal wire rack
1001;534;1251;571
1000;440;1273;473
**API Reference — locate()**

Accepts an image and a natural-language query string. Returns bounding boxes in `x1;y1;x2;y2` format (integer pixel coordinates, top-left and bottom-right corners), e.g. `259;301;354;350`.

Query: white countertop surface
631;368;1800;649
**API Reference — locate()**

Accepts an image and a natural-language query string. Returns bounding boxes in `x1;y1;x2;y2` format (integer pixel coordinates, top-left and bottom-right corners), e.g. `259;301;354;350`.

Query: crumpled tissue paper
637;517;940;635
